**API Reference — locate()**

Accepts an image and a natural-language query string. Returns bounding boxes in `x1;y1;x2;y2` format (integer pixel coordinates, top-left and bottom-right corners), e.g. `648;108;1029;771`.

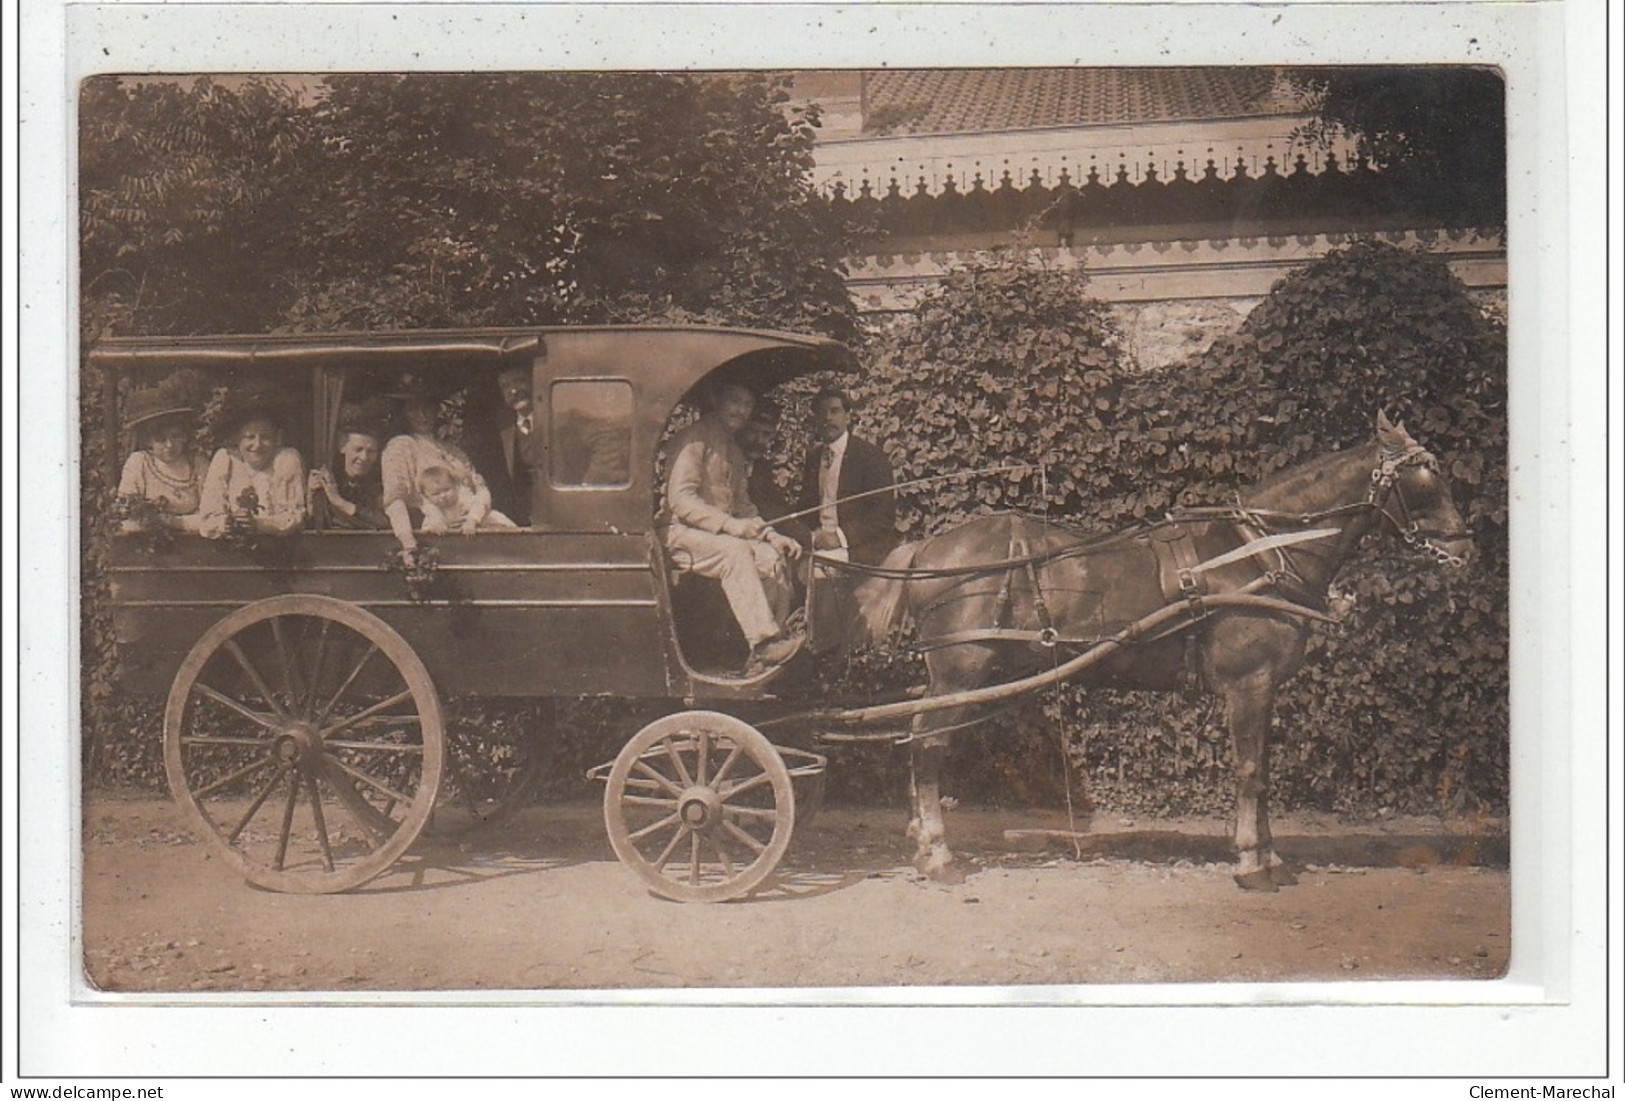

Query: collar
825;431;850;460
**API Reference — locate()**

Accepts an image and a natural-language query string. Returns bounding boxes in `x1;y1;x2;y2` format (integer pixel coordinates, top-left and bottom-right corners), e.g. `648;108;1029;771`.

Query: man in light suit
464;364;542;527
797;388;898;567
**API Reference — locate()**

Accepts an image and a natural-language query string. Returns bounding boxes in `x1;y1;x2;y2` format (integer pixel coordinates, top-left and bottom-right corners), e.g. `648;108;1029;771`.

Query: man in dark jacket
463;364;541;527
797;388;897;567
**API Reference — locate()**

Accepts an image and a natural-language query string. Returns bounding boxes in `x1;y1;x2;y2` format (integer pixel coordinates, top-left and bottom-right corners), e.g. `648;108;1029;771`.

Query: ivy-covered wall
834;240;1508;816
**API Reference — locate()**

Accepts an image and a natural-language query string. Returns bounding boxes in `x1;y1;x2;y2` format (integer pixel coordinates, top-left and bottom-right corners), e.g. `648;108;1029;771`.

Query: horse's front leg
907;719;963;885
1219;669;1288;891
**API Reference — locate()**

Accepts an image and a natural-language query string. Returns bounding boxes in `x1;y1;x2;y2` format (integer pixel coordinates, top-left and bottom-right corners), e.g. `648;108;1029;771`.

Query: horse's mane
1242;439;1378;510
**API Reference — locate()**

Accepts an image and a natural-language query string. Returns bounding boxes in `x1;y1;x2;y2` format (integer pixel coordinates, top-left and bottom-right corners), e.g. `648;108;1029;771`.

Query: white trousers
665;524;793;646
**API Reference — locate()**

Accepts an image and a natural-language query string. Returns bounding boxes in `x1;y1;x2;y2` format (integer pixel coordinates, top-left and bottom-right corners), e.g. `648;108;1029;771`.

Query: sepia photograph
77;59;1511;992
12;0;1611;1083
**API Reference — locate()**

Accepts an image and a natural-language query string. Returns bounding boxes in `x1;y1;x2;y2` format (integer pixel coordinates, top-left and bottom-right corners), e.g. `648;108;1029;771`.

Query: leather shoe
744;632;802;675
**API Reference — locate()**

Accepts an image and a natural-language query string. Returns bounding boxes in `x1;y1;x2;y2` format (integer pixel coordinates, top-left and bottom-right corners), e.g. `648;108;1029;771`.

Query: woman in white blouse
380;387;492;551
198;403;307;539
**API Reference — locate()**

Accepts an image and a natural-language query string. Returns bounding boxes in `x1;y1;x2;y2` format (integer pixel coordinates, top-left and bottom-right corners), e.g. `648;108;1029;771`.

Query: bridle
1367;444;1471;568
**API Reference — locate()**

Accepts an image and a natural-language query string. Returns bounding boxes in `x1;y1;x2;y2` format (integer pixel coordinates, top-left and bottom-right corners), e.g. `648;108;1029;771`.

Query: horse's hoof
1234;869;1280;892
1269;864;1299;887
915;853;965;885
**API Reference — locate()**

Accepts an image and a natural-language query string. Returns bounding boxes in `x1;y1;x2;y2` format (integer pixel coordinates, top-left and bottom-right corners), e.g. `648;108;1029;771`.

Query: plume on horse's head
847;541;921;648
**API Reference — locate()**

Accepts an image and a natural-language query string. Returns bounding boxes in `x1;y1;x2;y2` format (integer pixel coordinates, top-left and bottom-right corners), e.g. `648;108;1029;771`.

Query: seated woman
308;422;388;530
116;385;205;532
379;382;494;551
198;401;306;538
417;465;517;534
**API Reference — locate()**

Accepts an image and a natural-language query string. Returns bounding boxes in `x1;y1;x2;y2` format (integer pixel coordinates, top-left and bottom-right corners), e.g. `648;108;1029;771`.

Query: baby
417;465;517;535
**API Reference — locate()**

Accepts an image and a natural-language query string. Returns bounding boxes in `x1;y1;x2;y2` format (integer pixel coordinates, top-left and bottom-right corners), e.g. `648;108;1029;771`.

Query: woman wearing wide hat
116;382;206;532
197;390;307;539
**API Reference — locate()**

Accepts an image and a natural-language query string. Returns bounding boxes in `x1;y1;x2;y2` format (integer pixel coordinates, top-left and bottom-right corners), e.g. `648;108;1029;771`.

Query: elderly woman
380;382;492;549
308;422;388;530
198;402;307;538
116;387;205;532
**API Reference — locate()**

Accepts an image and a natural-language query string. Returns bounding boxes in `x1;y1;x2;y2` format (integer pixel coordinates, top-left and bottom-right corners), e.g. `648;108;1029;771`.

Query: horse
851;412;1474;890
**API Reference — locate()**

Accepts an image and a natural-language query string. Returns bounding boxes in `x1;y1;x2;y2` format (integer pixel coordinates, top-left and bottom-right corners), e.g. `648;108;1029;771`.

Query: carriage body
93;325;854;898
97;325;858;704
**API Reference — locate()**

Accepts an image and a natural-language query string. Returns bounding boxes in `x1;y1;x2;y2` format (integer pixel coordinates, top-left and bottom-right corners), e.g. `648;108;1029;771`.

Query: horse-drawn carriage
92;324;1473;902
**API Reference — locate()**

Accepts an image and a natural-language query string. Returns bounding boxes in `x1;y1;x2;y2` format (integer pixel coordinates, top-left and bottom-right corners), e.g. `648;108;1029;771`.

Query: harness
841;441;1466;664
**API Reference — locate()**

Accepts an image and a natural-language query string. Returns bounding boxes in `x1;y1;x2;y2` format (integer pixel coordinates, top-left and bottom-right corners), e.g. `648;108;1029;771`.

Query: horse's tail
849;541;922;648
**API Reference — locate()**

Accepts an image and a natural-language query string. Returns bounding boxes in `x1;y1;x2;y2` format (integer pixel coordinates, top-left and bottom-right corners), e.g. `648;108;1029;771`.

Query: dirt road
81;794;1509;993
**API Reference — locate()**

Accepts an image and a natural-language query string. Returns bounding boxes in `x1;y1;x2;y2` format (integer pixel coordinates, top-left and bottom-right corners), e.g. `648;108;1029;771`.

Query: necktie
517;413;532;436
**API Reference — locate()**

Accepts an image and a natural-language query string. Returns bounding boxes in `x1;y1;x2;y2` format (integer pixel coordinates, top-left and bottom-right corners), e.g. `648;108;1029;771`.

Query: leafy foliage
857;242;1507;816
1288;67;1506;228
80;76;318;339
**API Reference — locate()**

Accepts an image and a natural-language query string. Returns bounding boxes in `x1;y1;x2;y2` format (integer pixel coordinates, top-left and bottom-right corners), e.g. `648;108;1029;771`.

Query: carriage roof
87;323;857;404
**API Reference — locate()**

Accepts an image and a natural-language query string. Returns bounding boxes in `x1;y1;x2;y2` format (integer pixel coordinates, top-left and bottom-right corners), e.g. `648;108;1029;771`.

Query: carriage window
550;379;633;488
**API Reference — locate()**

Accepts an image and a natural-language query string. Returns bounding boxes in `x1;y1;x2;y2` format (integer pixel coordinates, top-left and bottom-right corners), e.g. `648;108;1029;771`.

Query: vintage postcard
12;0;1607;1083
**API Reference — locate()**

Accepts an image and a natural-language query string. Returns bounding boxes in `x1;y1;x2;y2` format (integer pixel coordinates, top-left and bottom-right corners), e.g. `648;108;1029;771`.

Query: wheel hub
273;721;324;766
678;786;722;832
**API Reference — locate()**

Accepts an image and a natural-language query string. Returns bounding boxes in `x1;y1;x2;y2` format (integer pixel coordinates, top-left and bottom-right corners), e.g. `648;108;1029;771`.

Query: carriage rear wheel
163;594;444;894
603;711;794;903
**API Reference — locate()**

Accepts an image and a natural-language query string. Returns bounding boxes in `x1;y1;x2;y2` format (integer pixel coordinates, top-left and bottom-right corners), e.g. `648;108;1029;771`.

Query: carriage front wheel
603;711;794;903
163;594;445;894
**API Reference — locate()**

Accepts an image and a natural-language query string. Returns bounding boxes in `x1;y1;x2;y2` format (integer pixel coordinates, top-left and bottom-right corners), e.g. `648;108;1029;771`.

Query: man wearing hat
661;380;804;675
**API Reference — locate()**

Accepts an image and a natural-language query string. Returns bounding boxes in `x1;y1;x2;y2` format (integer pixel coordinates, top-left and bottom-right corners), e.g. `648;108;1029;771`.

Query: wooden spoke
165;595;443;894
272;776;300;871
303;617;333;715
223;639;288;719
632;759;683;797
318;758;394;845
319;690;415;740
324;753;416;808
710;743;744;787
192;754;276;801
620;794;679;809
602;712;793;902
652;822;689;870
313;642;380;726
226;765;289;844
191;683;281;731
711;837;736;878
722;804;779;821
324;738;423;753
304;768;336;873
722;819;768;855
663;738;695;788
721;771;773;801
179;734;279;749
628;812;683;843
271;617;305;711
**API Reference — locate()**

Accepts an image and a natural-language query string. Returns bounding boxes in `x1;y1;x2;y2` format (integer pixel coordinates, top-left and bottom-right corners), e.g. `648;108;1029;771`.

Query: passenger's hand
422;518;448;535
461;516;479;537
766;530;802;560
732;516;769;541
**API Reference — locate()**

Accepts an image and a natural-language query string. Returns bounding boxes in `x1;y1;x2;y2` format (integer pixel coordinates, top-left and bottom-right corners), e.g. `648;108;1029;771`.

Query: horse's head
1372;411;1474;568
